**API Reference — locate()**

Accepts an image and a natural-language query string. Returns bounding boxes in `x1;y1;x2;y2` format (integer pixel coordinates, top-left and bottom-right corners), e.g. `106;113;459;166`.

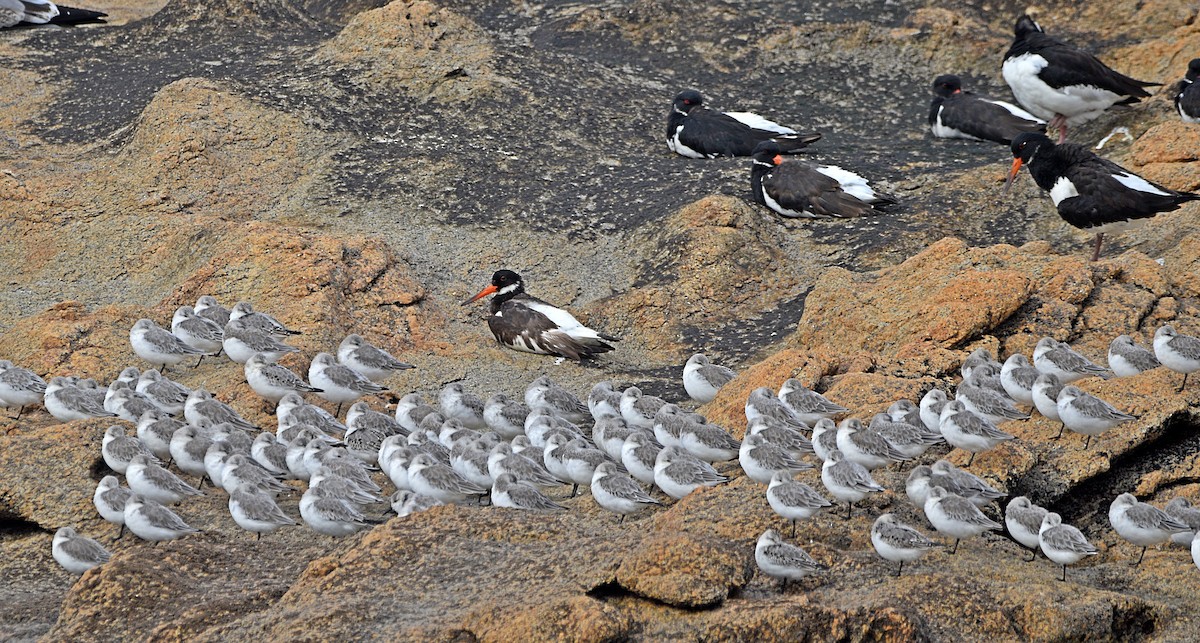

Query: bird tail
50;6;107;25
773;132;822;154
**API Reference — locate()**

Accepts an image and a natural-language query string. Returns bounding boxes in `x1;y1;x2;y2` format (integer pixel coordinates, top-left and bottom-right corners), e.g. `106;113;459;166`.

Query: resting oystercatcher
1006;132;1200;261
667;90;821;158
751;141;897;218
1176;58;1200;123
462;270;619;361
1002;15;1157;143
929;74;1046;145
1;0;106;27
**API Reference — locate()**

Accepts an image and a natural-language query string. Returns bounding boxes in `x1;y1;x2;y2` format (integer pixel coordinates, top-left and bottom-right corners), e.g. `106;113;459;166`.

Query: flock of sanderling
3;297;1199;588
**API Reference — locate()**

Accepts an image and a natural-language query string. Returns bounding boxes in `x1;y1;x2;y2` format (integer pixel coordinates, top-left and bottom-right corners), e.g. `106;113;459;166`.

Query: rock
0;419;113;530
615;531;751;608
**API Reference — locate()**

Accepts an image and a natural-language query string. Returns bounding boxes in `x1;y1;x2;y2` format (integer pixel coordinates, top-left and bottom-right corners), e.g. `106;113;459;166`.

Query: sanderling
194;295;231;327
124;494;200;542
337;334;415;382
679;422;741;463
52;527;111;575
1154;325;1200;391
491;473;567;511
382;445;418;491
223;454;291;495
1165;497;1200;545
135;410;184;461
559;438;611;497
683;354;736;404
44;377;116;422
93;475;134;539
245;354;323;406
748;416;815;459
109;388;160;424
918;389;950;432
621;432;662;486
588;381;624;421
229;487;296;540
746;387;809;433
777;379;848;426
136;370;191;416
395;393;435;433
1056;385;1136;448
344;425;388;468
171;306;224;366
924;486;1002;553
185;389;257;432
907;461;1003;510
222;319;299;364
869;413;943;459
526;413;585;449
593;416;638;461
169;426;214;485
251;432;292;477
1033;337;1109;383
1039;512;1097;581
127;454;203;505
487;442;561;488
811;418;838;462
740;433;812;484
652;404;700;448
871;513;937;577
408;430;451;463
1108;335;1160;378
1000;354;1040;405
1005;496;1048;561
542;434;574;485
130;319;205;372
961;347;1001;380
0;360;47;419
203;441;239;491
299;485;376;537
408;453;487;504
277;392;345;436
621;386;667;430
955;379;1029;424
938;400;1015;466
1031;373;1066;436
526;376;591;425
1108;493;1190;565
821;449;885;519
1193;532;1200;573
347;401;404;438
230;301;300;336
591;461;661;521
103;380;135;415
437;382;487;430
836;418;909;470
390;489;443;517
653;445;728;499
316;448;381;493
886;399;923;426
450;438;495;489
483;394;529;440
755;529;826;590
309;353;386;416
767;471;831;537
102;426;155;475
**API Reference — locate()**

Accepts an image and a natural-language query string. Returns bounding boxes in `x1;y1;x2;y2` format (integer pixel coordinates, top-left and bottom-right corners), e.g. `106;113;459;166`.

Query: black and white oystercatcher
1002;15;1157;143
1006;132;1199;261
751;141;897;218
929;74;1046;145
667;89;821;158
1;0;106;27
462;270;619;361
1176;58;1200;123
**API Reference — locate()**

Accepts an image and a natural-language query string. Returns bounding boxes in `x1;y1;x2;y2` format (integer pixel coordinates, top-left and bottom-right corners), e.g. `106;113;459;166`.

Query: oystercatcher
462;270;619;361
1002;15;1157;143
1176;58;1200;123
1007;132;1200;260
929;74;1046;145
1;0;106;27
667;90;821;158
751;141;897;218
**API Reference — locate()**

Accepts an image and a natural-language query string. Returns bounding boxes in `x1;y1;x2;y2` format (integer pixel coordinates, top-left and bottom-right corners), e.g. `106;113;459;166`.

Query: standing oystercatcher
1;0;106;27
1006;132;1200;261
1176;59;1200;123
462;270;619;361
751;141;897;218
667;90;821;158
1002;15;1157;143
929;74;1046;145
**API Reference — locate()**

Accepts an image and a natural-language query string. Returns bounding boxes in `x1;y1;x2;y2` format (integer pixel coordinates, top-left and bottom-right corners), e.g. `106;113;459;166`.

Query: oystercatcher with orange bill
463;270;619;361
751;141;897;218
667;90;821;159
929;74;1046;145
1;0;106;27
1002;15;1157;143
1006;132;1199;261
1176;58;1200;123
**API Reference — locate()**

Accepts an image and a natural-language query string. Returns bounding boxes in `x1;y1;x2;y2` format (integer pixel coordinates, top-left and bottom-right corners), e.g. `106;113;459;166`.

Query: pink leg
1050;115;1067;144
1091;233;1104;262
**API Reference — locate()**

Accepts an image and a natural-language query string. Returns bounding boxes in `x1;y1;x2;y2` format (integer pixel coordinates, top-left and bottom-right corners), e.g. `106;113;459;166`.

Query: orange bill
1004;157;1023;194
462;283;498;305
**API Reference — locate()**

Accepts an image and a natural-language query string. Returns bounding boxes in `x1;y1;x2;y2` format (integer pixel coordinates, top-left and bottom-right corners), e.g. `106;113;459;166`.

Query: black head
1010;132;1052;162
490;269;522;289
751;140;784;165
1014;14;1043;38
932;75;963;97
673;90;704;113
463;269;525;305
1187;58;1200;82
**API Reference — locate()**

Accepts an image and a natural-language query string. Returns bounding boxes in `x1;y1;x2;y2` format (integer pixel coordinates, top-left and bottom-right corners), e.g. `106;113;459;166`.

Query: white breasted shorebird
309;352;388;417
821;449;885;519
777;379;848;426
871;513;937;577
337;334;414;382
1154;325;1200;392
123;494;200;543
767;471;831;537
924;486;1002;554
1056;385;1136;449
130;319;205;372
1109;493;1190;565
755;529;827;591
1005;496;1049;561
52;527;111;575
682;354;736;404
1039;512;1097;581
1107;335;1160;378
0;360;47;420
